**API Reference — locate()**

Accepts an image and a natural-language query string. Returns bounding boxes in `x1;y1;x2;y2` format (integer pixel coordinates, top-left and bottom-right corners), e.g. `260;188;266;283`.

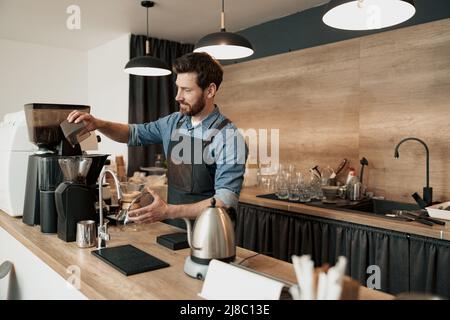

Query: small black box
156;232;189;250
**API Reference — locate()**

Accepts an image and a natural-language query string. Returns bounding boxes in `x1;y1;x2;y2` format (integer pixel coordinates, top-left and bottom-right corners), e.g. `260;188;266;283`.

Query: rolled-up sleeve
128;113;177;147
215;188;240;209
128;122;162;146
213;126;248;209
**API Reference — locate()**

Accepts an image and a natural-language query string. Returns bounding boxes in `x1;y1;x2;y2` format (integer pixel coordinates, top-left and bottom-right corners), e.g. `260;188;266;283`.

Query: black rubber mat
92;244;170;276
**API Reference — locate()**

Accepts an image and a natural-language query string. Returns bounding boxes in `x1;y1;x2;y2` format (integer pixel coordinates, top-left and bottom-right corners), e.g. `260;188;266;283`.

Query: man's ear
206;83;217;99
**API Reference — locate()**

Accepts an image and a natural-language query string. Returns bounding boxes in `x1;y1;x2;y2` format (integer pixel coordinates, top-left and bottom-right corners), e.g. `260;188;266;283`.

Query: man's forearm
166;197;228;220
96;119;129;143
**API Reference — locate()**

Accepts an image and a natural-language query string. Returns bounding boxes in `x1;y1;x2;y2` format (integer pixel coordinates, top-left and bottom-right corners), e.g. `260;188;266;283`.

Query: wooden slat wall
216;18;450;203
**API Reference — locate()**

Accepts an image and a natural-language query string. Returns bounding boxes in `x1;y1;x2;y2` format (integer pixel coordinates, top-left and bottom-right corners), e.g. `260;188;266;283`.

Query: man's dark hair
173;52;224;91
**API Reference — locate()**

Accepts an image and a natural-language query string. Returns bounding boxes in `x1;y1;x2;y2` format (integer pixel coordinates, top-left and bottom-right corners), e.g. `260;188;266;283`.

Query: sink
339;198;421;215
303;198;421;216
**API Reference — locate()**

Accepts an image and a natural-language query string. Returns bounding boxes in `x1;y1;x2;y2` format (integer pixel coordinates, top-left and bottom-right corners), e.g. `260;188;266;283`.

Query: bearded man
67;52;247;228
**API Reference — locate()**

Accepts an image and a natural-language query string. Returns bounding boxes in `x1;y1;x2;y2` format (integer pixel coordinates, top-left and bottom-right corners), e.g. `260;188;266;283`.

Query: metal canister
349;182;362;201
76;220;97;248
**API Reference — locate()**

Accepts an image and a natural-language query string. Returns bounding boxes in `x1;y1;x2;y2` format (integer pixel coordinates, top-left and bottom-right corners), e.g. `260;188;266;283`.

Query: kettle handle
226;207;237;224
183;218;202;250
211;197;236;222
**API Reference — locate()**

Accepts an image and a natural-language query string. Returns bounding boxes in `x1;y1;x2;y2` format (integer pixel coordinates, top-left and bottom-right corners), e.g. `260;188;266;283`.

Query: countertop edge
239;188;450;242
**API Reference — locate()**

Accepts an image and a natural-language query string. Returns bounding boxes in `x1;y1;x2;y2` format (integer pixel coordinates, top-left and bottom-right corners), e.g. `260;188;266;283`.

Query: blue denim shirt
128;106;247;209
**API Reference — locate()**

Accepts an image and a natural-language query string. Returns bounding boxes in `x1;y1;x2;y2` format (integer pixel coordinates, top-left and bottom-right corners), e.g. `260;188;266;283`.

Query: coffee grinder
38;157;63;233
55;154;108;242
22;103;90;227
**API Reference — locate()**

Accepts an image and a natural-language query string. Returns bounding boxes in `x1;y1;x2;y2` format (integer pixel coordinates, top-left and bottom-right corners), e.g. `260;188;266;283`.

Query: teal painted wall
226;0;450;64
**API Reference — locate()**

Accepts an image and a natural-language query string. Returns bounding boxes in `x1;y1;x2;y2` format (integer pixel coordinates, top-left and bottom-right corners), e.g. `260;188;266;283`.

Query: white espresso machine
0;111;37;216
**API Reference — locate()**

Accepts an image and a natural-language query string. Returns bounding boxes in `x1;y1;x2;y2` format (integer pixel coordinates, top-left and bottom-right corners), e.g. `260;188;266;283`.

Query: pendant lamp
194;0;254;60
124;1;171;76
323;0;416;31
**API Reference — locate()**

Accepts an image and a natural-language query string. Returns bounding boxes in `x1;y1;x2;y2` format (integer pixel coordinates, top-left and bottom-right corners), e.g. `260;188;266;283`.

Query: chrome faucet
97;169;121;249
394;137;432;206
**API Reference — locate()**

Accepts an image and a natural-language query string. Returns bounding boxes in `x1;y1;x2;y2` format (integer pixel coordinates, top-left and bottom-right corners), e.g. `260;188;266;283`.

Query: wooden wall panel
216;18;450;203
359;19;450;202
218;38;361;177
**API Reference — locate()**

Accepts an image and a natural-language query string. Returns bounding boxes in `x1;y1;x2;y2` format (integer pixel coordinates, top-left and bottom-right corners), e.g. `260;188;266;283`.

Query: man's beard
179;97;206;116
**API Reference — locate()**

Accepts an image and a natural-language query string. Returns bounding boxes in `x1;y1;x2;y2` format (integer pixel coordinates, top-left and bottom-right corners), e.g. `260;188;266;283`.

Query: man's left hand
127;188;170;224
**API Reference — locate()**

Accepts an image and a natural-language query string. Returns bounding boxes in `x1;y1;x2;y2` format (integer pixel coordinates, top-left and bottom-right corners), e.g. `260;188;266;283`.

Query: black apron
164;115;231;229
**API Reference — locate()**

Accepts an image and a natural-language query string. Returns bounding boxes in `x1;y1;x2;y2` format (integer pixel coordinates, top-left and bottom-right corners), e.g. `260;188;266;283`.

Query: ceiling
0;0;328;51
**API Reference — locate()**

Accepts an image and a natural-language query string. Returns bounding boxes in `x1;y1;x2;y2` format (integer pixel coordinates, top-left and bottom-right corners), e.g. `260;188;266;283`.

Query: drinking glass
288;163;297;175
276;175;289;200
259;162;278;192
288;185;300;201
288;172;303;201
309;173;323;200
299;183;312;203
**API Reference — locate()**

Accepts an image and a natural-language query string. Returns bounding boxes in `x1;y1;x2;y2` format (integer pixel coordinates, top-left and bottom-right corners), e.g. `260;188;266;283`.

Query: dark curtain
236;202;431;296
128;35;194;175
409;235;450;298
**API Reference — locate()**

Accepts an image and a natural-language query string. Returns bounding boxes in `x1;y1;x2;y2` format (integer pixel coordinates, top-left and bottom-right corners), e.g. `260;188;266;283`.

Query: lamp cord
221;0;226;31
145;6;150;55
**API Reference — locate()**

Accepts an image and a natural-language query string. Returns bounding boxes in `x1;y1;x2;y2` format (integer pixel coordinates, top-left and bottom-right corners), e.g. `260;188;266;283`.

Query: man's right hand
67;110;129;143
67;110;102;133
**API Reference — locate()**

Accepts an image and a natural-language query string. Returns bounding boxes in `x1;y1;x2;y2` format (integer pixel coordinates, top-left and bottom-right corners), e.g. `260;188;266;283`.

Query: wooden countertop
0;210;391;300
239;187;450;241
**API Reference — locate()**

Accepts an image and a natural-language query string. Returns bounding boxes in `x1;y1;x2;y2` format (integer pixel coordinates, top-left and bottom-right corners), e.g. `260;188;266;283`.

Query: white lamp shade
194;31;254;60
124;67;172;76
194;44;254;60
323;0;416;31
124;55;172;76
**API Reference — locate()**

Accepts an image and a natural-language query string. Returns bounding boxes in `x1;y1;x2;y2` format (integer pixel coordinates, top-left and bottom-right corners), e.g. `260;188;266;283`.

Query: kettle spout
183;218;193;248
